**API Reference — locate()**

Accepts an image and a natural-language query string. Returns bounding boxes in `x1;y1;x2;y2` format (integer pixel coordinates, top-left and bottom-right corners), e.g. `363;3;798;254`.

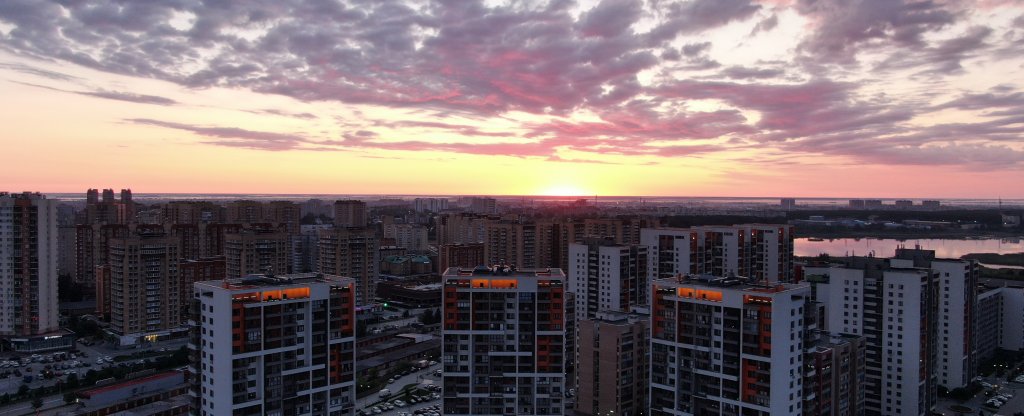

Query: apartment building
190;273;357;416
318;227;378;305
438;243;485;275
333;200;367;228
441;266;567;415
574;310;648;416
641;224;794;284
650;275;810;415
0;192;59;336
568;238;649;321
225;227;291;278
107;226;183;344
806;258;938;416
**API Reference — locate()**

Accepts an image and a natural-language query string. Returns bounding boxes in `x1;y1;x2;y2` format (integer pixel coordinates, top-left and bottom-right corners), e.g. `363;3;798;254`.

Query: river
795;237;1024;260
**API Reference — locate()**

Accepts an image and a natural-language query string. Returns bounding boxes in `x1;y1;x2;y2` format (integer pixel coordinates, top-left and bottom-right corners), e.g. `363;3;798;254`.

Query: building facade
441;266;567;415
641;224;794;284
568;238;648;321
0;192;59;336
650;275;810;416
574;310;648;416
318;227;379;305
190;274;357;416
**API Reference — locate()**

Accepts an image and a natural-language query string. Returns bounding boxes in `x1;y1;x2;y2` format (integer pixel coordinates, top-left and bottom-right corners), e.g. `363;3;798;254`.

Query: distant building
190;274;357;416
224;226;290;278
781;198;797;209
380;255;432;276
438;243;485;275
318;227;378;305
467;197;497;214
849;199;866;208
0;192;59;338
413;197;449;213
382;223;428;251
922;200;941;208
863;199;883;208
442;267;568;415
641;224;794;283
333;200;368;227
895;200;914;208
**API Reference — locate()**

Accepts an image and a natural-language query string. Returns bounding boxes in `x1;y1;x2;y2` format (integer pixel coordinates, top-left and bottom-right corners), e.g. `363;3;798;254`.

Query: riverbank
795;228;1023;240
963;253;1024;267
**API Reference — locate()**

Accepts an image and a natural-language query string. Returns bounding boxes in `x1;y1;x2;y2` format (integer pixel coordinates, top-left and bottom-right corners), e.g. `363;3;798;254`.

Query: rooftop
653;273;808;294
194;272;352;291
443;265;565;278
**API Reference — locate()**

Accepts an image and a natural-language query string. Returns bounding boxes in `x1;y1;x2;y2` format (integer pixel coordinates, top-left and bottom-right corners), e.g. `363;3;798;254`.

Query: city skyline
2;1;1024;198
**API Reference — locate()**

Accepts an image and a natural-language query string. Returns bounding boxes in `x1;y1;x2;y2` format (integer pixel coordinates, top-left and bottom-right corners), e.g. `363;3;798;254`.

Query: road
0;396;65;416
356;363;442;415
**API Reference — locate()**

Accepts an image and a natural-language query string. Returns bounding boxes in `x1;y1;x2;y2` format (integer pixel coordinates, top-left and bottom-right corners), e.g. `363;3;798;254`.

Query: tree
403;309;410;318
63;392;77;405
31;397;42;411
17;384;28;397
66;373;80;389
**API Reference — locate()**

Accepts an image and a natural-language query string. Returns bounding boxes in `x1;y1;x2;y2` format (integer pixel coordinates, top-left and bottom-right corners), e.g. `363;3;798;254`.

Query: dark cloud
749;14;778;35
795;0;960;64
78;90;178;105
127;118;306;151
0;62;78;81
11;80;177;105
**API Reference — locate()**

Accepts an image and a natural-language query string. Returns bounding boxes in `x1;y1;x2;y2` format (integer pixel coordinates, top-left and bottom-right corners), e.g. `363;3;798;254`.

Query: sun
539;184;591;197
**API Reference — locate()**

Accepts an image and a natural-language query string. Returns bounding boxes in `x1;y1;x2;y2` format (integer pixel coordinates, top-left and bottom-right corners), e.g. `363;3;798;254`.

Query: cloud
10;80;177;105
0;62;78;81
1;0;1023;170
127;118;307;150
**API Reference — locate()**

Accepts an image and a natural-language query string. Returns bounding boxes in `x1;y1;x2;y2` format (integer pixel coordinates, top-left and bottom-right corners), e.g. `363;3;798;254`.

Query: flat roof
443;266;565;278
79;371;183;398
653;274;808;294
195;273;353;291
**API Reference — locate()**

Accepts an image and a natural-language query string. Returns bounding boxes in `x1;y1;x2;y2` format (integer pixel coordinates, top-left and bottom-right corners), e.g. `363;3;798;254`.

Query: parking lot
935;376;1024;416
356;363;443;416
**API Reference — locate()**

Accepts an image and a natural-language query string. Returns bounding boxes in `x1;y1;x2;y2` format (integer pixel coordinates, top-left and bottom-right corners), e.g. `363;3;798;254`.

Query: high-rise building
568;238;648;321
414;197;449;213
162;201;224;224
805;257;938;416
190;273;357;416
483;220;557;269
442;266;568;415
436;212;492;246
382;223;428;251
318;227;378;305
75;223;130;290
641;224;794;283
107;226;183;344
438;243;485;275
803;331;866;416
467;197;497;214
781;198;797;209
179;256;225;321
226;200;265;224
650;275;811;415
574;310;648;416
225;227;291;278
0;192;59;336
333;200;368;227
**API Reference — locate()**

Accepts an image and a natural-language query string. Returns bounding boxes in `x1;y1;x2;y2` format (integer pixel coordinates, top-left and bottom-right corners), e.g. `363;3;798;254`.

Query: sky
1;0;1023;198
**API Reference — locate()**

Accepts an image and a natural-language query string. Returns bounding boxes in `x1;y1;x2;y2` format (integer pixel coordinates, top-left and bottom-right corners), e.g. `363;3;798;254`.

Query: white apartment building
806;258;938;416
568;238;648;321
650;275;810;416
190;273;357;416
641;224;794;284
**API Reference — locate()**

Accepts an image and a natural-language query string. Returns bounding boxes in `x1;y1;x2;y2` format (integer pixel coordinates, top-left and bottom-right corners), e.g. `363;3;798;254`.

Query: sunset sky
1;0;1023;197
